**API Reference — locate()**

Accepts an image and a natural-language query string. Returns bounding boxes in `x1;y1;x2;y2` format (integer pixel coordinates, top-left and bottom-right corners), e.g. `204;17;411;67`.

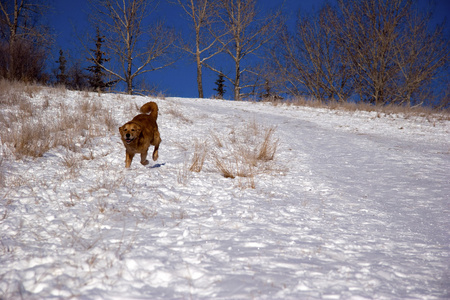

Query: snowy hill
1;87;449;299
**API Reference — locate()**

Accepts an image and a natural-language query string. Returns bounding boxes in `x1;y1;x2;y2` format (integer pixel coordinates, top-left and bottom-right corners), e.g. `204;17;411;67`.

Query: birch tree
211;0;282;100
170;0;225;98
89;0;177;94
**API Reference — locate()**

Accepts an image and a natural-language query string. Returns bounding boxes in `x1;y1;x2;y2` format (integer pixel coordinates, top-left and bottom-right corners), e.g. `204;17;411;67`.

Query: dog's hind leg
152;133;161;161
152;147;159;161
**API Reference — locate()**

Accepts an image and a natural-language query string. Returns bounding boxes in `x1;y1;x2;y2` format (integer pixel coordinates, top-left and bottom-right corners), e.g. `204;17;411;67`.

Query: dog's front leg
125;151;134;168
140;150;149;166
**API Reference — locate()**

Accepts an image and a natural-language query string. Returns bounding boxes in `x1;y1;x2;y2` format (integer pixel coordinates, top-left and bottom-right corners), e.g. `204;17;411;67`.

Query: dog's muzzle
125;134;135;144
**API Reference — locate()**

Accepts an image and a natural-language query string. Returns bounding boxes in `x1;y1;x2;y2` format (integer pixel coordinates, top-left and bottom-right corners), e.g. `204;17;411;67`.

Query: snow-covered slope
1;89;449;299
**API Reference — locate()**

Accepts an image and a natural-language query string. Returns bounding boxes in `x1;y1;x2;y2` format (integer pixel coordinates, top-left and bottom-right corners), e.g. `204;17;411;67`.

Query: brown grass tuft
257;127;278;161
214;155;236;179
166;106;192;124
11;121;52;158
208;122;280;188
189;140;208;172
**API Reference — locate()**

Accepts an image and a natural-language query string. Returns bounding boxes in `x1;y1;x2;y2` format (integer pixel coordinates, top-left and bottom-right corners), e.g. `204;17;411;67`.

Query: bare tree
392;9;449;106
209;0;283;100
89;0;177;94
170;0;225;98
334;0;449;106
0;0;52;81
335;0;412;105
273;5;354;102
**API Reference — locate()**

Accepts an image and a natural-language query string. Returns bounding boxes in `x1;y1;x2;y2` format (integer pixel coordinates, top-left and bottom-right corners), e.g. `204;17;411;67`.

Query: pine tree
213;72;226;99
56;49;68;86
86;27;111;92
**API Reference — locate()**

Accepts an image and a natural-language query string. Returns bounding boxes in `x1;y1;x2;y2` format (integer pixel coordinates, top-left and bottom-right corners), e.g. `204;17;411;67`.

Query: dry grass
189;140;208;172
0;79;31;107
11;121;52;158
210;122;279;187
166;106;192;124
272;96;450;122
176;120;279;189
210;131;223;148
171;209;188;220
0;81;119;160
214;155;237;179
80;99;102;114
177;158;191;185
103;110;117;132
257;126;278;161
155;91;166;100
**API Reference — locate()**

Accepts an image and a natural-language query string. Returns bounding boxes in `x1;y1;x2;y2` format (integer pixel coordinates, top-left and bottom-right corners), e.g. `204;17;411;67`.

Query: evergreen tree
56;49;68;85
213;72;226;99
86;27;111;92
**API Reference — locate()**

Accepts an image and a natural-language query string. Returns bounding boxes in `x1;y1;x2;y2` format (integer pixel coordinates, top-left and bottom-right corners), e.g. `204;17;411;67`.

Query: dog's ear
119;126;123;134
135;124;142;133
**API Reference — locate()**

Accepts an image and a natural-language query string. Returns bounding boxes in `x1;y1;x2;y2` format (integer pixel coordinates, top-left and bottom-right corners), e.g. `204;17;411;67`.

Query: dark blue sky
50;0;449;98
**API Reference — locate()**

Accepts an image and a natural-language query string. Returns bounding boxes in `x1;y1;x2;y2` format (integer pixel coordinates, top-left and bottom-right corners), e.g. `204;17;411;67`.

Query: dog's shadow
151;163;166;169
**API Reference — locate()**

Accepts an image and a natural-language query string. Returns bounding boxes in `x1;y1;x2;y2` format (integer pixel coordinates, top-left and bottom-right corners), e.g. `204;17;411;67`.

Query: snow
1;89;449;299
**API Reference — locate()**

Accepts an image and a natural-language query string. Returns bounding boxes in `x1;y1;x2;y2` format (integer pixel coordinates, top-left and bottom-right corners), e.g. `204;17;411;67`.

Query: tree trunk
234;60;240;100
197;59;204;98
196;40;204;98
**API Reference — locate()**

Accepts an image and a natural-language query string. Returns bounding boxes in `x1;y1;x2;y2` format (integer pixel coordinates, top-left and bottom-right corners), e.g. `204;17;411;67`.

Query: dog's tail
140;102;158;120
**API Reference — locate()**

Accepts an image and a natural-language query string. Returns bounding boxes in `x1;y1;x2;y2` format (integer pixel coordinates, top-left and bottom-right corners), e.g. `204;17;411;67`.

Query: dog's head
119;122;141;144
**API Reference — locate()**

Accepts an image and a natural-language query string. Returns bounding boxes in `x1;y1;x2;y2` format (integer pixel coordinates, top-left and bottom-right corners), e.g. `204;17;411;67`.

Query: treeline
0;0;448;107
272;0;449;108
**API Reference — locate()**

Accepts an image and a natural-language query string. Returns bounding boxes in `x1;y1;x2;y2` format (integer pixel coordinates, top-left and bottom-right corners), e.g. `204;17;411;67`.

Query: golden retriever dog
119;102;161;168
